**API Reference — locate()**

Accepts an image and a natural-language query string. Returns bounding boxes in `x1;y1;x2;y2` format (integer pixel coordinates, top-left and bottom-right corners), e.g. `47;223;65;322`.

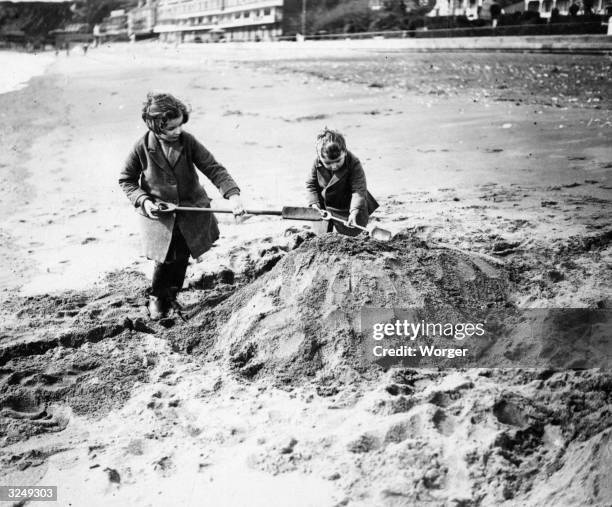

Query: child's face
319;151;346;171
158;114;183;142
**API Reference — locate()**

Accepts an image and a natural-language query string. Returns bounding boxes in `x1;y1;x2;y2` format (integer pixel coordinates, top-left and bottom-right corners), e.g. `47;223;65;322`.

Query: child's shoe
147;295;167;320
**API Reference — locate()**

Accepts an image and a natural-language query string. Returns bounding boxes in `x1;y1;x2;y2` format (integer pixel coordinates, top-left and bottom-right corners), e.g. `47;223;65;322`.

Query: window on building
264;8;271;15
556;0;569;10
244;10;250;17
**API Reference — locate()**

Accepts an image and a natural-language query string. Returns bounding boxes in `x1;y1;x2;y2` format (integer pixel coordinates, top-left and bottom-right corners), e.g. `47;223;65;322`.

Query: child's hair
141;92;190;135
316;127;346;161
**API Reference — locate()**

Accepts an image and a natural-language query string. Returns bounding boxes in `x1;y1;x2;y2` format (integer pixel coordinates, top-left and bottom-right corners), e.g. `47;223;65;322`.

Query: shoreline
0;50;54;95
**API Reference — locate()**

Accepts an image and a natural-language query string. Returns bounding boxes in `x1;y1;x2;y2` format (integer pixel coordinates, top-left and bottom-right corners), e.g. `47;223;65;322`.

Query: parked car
210;27;226;43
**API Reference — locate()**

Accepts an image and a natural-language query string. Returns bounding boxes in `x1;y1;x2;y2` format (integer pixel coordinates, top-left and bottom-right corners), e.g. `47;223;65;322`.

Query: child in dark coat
306;128;378;236
119;92;244;319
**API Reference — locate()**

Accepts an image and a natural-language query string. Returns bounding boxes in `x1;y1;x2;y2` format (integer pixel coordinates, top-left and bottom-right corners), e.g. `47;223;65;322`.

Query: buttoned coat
305;150;378;215
118;130;239;262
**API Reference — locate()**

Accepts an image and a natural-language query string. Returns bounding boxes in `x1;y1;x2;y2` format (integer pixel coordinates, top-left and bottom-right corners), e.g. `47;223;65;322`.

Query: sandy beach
0;41;610;506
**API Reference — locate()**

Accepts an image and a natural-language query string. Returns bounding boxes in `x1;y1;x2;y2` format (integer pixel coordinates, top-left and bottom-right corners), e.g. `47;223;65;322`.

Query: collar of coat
146;131;185;170
315;150;353;188
146;130;185;153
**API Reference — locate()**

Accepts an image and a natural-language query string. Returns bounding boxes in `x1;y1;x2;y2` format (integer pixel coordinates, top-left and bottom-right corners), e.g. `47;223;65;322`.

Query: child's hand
229;194;245;216
347;210;359;228
142;199;160;220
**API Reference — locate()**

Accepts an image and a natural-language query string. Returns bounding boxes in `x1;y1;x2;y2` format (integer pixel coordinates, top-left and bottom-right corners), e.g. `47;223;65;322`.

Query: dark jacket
118;130;239;262
305;150;378;216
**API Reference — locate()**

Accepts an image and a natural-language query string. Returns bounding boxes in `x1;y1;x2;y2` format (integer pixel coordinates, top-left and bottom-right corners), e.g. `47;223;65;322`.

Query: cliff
0;1;73;39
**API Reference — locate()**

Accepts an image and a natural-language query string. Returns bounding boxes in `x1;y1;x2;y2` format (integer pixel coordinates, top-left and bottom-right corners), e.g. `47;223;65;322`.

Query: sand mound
169;234;509;381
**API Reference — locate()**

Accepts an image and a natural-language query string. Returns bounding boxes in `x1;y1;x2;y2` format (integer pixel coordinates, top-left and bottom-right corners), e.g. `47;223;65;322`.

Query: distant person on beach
119;92;245;320
306;128;378;236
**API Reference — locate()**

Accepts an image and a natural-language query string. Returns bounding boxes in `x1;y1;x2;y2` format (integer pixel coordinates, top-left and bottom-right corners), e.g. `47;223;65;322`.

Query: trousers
150;225;191;300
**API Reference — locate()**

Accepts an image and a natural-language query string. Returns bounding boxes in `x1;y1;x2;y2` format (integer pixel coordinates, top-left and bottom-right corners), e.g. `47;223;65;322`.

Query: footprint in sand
0;391;46;419
432;408;455;436
3;369;38;386
492;396;532;427
428;390;460;408
0;368;14;384
384;421;412;444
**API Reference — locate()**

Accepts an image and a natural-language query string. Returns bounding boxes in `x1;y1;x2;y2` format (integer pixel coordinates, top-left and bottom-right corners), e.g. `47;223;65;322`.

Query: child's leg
312;219;333;235
167;232;190;301
331;208;369;237
151;226;191;301
151;262;172;299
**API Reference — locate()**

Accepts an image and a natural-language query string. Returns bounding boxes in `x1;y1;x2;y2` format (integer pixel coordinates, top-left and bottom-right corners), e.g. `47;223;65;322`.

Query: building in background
49;23;93;47
94;9;129;44
428;0;610;18
427;0;484;17
0;28;26;47
128;0;159;40
154;0;285;42
524;0;610;16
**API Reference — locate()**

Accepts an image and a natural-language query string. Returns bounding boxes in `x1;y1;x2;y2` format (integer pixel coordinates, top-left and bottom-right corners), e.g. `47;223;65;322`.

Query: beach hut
0;28;26;47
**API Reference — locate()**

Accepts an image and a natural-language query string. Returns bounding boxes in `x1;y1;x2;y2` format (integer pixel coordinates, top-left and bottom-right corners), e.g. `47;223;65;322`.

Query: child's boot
147;295;167;320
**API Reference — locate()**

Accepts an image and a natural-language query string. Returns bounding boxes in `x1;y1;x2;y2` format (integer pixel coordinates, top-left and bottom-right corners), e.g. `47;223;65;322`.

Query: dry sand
0;42;610;506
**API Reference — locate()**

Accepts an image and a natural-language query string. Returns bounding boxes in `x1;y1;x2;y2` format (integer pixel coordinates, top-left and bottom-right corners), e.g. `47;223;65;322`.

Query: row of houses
424;0;612;18
91;0;611;44
94;0;298;43
370;0;612;18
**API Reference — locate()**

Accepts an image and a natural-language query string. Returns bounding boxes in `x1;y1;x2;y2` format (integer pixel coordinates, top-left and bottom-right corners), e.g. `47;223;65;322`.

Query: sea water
0;50;54;94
